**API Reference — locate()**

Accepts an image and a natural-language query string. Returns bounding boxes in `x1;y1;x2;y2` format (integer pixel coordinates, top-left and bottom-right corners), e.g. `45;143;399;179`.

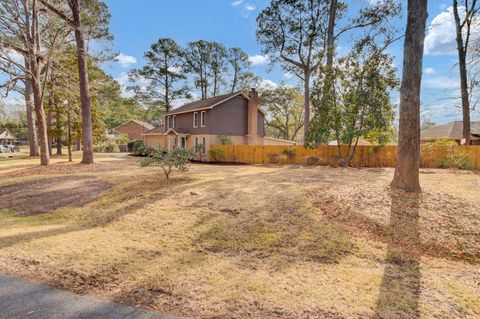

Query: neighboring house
143;88;295;156
0;128;18;144
421;121;480;145
114;120;154;141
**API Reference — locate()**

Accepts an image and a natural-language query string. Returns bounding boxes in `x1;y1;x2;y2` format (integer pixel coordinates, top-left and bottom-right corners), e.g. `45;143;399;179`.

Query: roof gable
0;128;17;140
167;91;250;116
115;119;154;131
421;121;480;139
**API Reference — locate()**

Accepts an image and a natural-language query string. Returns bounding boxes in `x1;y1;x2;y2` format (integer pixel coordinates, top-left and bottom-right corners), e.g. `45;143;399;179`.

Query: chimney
247;88;258;142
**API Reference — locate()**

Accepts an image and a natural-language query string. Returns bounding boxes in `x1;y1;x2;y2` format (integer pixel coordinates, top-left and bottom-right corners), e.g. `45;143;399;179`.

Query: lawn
0;152;479;318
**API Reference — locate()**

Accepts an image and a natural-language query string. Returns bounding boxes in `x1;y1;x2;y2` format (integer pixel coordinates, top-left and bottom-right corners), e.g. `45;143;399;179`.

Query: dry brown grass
0;153;478;318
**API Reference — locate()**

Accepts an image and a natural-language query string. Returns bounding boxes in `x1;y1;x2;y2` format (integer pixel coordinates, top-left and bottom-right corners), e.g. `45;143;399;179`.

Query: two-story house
143;88;295;156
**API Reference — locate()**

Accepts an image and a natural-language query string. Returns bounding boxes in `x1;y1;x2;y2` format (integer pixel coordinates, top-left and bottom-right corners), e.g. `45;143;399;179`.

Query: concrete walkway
0;274;182;319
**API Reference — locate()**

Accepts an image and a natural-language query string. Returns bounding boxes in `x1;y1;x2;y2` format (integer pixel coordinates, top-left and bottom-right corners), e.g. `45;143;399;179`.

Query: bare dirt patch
0;176;113;215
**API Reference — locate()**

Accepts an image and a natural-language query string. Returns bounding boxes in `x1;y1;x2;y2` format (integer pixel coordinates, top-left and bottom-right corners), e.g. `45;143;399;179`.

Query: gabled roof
115;119;154;131
0;128;17;140
166;91;251;116
421;121;480;140
143;124;166;135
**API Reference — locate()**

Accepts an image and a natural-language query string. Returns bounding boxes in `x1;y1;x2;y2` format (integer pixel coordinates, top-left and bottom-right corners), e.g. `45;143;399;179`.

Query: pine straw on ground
0;159;479;318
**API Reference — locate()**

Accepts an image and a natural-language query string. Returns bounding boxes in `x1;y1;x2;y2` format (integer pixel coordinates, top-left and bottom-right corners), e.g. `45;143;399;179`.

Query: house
421;121;480;145
114;120;154;141
0;128;18;144
143;88;295;156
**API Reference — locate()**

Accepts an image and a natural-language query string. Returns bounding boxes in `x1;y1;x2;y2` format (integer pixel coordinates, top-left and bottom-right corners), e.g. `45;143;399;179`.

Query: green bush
208;149;225;162
93;142;118;153
140;148;195;179
128;140;143;153
116;133;130;145
218;135;232;145
440;152;470;170
135;143;153;156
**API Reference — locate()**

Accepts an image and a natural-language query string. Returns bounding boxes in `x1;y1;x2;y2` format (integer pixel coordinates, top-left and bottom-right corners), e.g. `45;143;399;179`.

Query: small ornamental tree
140;148;195;179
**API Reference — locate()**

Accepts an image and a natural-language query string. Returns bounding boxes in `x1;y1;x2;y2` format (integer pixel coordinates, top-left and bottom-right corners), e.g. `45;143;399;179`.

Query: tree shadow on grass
372;190;420;319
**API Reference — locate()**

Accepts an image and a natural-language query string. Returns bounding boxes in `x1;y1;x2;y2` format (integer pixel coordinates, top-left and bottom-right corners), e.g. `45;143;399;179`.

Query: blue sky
3;0;480;125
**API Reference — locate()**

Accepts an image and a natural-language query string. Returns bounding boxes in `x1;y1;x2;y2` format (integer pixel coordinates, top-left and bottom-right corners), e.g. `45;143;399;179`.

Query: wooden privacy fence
209;144;480;170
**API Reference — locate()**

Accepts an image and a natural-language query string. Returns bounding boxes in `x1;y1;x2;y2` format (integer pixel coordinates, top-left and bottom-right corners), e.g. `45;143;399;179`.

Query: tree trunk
47;110;53;156
453;0;471;145
67;109;72;162
55;106;62;155
24;71;39;157
391;0;428;193
30;61;50;165
70;0;94;164
303;69;311;144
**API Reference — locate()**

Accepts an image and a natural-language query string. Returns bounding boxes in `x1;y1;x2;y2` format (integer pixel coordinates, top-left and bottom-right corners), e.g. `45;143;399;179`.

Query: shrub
116;133;130;145
305;155;320;166
218;135;232;145
128;140;143;153
268;153;279;164
140;148;195;179
209;149;225;162
440;152;470;170
93;142;118;153
135;143;153;156
282;148;296;161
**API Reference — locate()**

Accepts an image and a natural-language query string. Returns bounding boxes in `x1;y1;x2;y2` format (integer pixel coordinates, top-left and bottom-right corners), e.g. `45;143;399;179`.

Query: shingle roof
0;128;17;139
421;121;480;140
116;120;154;130
143;124;165;135
166;92;249;115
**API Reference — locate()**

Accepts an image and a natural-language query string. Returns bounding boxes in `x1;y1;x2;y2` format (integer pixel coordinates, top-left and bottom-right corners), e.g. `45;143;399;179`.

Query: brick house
114;120;154;141
143;88;295;156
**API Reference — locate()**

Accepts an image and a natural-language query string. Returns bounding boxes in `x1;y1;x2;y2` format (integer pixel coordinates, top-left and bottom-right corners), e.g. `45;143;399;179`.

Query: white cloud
424;67;434;74
283;72;294;80
248;54;269;65
423;75;459;89
115;53;137;68
424;6;480;56
259;79;278;90
245;4;255;11
231;0;243;6
168;66;183;74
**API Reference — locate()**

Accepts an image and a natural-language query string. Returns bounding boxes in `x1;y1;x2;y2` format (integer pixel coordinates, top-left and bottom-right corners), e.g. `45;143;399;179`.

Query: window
201;111;206;127
193;112;198;128
166;116;170;129
194;137;199;152
172;115;176;128
201;136;206;155
181;137;186;149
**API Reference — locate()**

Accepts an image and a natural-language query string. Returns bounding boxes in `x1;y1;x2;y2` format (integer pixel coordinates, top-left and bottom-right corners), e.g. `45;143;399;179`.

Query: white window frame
172;115;176;128
201;111;206;127
194;136;199;151
201;136;206;155
193;112;198;128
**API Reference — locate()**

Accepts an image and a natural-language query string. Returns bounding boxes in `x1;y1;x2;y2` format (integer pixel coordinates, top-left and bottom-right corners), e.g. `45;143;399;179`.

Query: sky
3;0;480;125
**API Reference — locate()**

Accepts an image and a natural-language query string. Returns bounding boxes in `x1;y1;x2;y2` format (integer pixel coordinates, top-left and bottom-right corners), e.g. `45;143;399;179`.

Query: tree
260;85;304;141
40;0;112;164
183;40;213;99
319;39;398;166
391;0;428;193
0;0;53;165
452;0;479;145
227;48;252;93
140;148;195;179
128;38;188;113
210;42;228;97
256;0;329;143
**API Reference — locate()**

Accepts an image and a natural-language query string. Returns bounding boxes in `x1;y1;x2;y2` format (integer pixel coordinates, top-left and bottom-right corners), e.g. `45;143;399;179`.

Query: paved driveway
0;274;182;319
